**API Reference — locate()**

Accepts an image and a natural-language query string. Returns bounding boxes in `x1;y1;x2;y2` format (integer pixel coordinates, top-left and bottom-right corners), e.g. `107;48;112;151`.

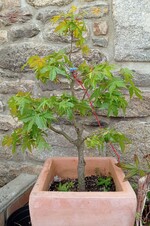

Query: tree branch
49;124;76;145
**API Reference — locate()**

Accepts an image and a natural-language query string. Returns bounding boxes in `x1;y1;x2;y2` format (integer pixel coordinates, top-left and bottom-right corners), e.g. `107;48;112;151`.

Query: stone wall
0;0;149;179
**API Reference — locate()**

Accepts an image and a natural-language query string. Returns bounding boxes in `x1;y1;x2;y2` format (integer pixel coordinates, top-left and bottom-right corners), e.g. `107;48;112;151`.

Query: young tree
3;7;142;191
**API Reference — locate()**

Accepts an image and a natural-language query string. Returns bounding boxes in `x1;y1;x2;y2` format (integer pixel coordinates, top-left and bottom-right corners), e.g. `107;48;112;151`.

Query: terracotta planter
29;157;137;226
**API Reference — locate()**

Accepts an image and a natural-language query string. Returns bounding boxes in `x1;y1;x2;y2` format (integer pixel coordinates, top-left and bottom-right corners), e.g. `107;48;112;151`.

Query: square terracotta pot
29;157;137;226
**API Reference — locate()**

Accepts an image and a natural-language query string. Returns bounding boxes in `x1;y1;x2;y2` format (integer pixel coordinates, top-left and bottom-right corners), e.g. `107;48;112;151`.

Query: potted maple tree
3;6;142;226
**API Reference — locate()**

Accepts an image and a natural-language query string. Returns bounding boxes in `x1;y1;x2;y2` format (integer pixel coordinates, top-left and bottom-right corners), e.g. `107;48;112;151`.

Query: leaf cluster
2;92;53;152
2;91;91;152
85;128;131;152
57;181;74;192
117;154;150;180
23;51;72;83
51;6;89;54
78;62;142;116
97;177;112;191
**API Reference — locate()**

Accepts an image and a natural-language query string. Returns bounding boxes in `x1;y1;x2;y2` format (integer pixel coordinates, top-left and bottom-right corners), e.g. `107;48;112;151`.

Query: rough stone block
133;71;150;87
8;23;40;41
92;37;108;47
0;100;5;112
26;0;73;7
0;160;42;187
84;0;97;2
0;30;7;44
0;7;32;26
36;9;62;23
0;2;3;11
113;0;150;61
80;4;109;19
0;114;18;130
0;80;35;94
71;49;107;67
1;0;20;8
40;78;69;91
43;24;71;43
112;119;150;159
0;42;59;72
0;68;33;79
93;21;108;36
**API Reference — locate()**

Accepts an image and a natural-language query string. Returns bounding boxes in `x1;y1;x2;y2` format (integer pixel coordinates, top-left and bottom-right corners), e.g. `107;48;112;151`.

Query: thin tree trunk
77;143;86;191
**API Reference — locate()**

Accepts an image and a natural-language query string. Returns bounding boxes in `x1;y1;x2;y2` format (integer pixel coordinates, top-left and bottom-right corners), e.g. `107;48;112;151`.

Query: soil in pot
49;175;116;192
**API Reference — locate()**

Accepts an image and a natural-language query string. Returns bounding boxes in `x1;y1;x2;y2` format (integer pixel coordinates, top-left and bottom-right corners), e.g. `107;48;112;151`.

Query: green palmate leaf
69;21;78;32
2;135;13;147
49;67;57;81
119;68;134;87
108;79;127;95
58;99;74;119
24;111;54;131
118;139;125;153
51;15;61;23
8;92;32;117
120;68;142;99
55;21;68;34
85;129;130;152
8;99;18;116
35;115;47;129
69;5;77;13
36;136;51;150
3;123;51;153
129;86;134;98
134;86;142;99
117;160;149;180
90;88;101;100
24;55;46;70
75;101;91;116
90;87;128;117
78;61;91;75
27;119;35;132
40;65;51;74
21;115;34;123
37;97;56;110
85;135;103;150
66;108;73;120
55;68;66;76
3;129;22;153
107;94;128;117
134;154;140;167
81;45;89;55
21;135;33;152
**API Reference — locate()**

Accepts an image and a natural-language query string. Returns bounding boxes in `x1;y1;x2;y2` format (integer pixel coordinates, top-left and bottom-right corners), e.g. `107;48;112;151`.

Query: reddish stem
71;70;120;162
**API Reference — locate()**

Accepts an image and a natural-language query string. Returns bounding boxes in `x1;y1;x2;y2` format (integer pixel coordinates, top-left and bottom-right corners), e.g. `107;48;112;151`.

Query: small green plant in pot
3;6;142;192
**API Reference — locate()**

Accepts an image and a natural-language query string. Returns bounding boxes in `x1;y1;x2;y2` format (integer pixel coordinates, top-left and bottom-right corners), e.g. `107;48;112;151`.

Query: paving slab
0;173;37;213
